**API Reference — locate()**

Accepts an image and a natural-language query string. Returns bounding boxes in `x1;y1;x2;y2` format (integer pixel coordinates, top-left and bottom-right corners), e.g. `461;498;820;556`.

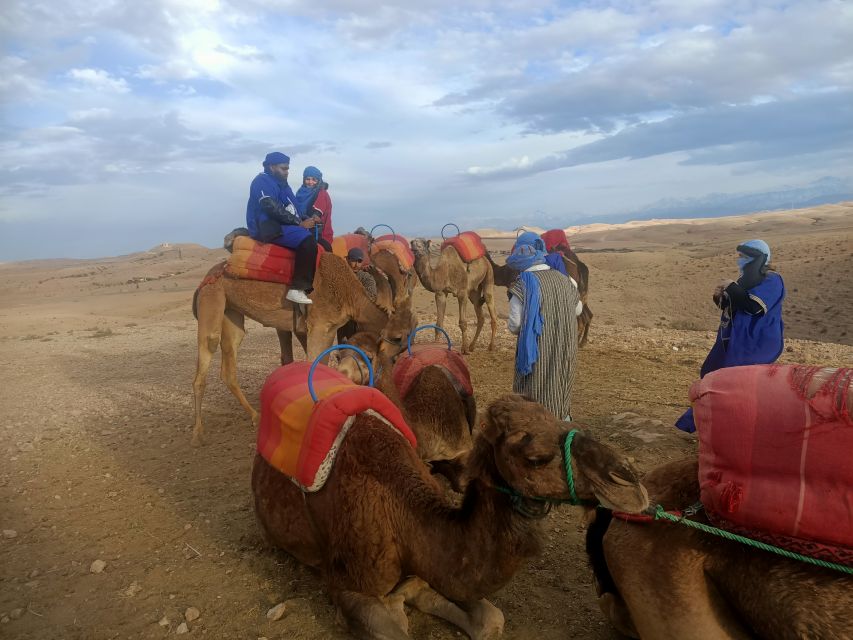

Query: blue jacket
245;170;297;239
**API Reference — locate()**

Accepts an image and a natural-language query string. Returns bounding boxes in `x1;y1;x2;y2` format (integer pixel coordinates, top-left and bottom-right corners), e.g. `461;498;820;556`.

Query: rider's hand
300;218;317;229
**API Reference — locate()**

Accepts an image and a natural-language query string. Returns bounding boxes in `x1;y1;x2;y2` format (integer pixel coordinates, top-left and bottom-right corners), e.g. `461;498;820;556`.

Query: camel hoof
191;433;205;447
250;412;259;428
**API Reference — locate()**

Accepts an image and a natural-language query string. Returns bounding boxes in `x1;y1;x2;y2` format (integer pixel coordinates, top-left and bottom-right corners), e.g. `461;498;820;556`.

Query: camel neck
413;251;445;292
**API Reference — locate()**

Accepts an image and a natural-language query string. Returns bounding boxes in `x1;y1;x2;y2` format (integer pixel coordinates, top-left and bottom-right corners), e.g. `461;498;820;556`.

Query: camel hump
257;362;416;492
441;232;487;263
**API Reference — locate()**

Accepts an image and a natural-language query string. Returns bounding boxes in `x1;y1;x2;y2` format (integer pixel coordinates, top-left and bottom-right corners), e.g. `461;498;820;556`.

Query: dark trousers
291;236;318;290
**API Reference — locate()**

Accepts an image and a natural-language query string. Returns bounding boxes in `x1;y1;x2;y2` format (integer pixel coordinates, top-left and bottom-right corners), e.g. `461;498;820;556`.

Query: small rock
124;582;142;597
266;602;289;621
18;442;34;452
176;622;189;634
90;559;107;574
184;607;200;622
28;569;39;578
158;616;170;627
2;530;17;539
9;608;24;620
1;616;9;624
672;346;679;351
184;524;192;531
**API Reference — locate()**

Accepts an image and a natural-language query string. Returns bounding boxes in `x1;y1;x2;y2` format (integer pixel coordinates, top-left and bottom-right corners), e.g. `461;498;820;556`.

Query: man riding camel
245;152;318;305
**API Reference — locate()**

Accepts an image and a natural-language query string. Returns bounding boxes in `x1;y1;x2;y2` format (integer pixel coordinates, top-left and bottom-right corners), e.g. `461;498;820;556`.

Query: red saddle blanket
257;362;416;492
441;231;487;263
370;234;415;271
331;233;371;266
392;344;473;400
226;235;297;284
541;229;571;253
693;364;853;565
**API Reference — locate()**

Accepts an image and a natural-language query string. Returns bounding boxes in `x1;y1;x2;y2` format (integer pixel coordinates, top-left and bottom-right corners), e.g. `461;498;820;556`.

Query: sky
1;0;852;260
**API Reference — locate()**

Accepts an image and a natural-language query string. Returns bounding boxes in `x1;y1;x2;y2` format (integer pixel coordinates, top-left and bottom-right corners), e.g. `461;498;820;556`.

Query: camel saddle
370;234;415;271
393;344;474;401
541;229;571;253
693;364;853;566
441;231;487;263
257;362;417;492
226;235;324;285
331;233;371;266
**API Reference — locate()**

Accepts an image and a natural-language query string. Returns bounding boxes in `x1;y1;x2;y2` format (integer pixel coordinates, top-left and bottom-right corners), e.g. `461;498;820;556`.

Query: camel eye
526;454;554;468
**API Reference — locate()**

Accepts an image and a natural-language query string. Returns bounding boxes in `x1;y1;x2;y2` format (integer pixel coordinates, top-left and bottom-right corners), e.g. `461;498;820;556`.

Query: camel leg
277;329;294;365
456;294;470;354
294;331;308;359
191;288;226;446
333;589;410;640
467;295;485;354
306;321;337;361
394;577;504;640
220;309;258;427
434;291;448;342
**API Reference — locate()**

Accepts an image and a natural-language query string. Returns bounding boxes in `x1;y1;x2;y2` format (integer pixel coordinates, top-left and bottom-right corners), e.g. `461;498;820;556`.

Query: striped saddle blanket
257;362;417;492
441;231;487;263
226;235;297;284
331;233;371;266
393;344;473;400
370;234;415;271
541;229;571;253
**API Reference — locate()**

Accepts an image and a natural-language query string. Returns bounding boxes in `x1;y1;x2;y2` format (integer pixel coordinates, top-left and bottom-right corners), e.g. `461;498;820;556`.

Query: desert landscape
1;202;851;639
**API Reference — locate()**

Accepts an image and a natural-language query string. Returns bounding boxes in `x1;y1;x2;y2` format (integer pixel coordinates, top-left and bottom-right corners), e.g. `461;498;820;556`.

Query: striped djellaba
510;269;579;420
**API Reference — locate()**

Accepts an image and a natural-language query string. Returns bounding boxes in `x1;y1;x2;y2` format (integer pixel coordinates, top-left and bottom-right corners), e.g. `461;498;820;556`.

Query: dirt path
2;293;850;639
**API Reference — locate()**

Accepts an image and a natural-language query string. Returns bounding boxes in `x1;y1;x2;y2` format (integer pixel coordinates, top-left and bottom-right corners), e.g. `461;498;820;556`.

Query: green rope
563;429;581;506
653;505;853;576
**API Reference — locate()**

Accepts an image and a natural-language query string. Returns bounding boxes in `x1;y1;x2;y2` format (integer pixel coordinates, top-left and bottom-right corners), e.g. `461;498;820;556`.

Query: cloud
68;68;131;93
365;141;392;149
465;90;853;180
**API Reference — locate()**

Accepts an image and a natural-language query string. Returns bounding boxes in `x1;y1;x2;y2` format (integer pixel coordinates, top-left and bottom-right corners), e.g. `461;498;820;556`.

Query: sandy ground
1;203;851;639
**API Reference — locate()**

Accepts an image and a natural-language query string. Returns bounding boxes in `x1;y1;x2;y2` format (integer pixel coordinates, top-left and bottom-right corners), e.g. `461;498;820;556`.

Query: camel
410;238;498;354
252;394;649;639
370;248;417;306
586;456;853;639
337;325;476;469
485;250;593;346
191;252;391;446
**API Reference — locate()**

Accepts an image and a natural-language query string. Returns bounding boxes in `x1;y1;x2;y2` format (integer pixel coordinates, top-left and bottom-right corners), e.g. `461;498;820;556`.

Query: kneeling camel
253;394;648;639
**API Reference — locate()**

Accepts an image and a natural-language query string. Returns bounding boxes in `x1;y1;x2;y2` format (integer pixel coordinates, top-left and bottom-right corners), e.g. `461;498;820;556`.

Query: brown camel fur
337;327;476;468
586;456;853;639
370;248;417;307
191;253;390;445
410;238;498;354
252;395;649;639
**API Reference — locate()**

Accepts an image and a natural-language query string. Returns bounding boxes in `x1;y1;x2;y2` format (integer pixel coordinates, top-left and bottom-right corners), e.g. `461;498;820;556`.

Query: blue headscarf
293;166;323;219
736;239;771;289
508;234;547;376
507;231;547;272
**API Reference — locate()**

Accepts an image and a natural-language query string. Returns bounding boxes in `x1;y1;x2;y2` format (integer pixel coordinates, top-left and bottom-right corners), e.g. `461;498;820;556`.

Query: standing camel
586;455;853;639
253;394;649;639
410;238;498;354
191;253;390;445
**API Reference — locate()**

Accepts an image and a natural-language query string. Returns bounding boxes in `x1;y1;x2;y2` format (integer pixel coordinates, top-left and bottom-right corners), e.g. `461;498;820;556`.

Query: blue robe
245;171;310;249
545;252;568;275
676;272;785;432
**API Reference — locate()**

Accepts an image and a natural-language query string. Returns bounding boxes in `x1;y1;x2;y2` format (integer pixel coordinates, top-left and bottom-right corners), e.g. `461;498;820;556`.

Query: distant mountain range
430;176;853;234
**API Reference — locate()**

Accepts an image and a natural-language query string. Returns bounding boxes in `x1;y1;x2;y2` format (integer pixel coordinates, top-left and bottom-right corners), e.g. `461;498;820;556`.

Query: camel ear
482;394;529;443
570;431;649;514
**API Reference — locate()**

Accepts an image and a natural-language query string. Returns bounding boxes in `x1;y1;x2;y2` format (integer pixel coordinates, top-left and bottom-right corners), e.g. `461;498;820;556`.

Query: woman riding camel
293;166;333;251
676;239;785;432
507;231;581;421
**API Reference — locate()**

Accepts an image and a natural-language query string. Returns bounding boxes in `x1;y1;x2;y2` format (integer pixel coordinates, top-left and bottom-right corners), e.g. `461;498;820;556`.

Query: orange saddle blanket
331;233;371;266
541;229;571;253
257;362;417;492
441;231;487;263
226;235;297;284
370;234;415;271
393;344;473;400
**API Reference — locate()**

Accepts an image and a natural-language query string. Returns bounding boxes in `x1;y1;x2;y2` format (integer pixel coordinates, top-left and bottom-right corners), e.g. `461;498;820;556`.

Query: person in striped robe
507;232;582;421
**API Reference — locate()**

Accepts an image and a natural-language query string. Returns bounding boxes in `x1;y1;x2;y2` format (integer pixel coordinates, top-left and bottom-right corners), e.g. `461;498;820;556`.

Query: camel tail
192;287;200;320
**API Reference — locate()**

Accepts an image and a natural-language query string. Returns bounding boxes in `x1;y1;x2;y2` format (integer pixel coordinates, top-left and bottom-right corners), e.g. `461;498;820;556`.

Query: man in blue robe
246;152;318;305
676;240;785;432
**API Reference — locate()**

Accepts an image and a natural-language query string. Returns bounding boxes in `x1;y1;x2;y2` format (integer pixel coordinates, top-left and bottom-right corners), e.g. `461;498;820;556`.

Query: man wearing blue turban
506;231;582;420
676;239;786;432
245;152;319;305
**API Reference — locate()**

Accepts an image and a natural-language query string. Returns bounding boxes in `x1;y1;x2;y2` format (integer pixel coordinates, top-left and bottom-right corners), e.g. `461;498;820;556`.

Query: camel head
410;237;431;256
336;332;379;385
476;395;649;514
335;303;416;384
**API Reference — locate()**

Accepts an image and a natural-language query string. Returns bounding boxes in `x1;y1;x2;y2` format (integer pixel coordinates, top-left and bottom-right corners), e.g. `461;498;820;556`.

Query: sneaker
286;289;313;305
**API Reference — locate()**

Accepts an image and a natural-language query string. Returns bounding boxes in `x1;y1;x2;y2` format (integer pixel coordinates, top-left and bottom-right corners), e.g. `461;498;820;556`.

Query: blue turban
507;231;547;272
263;151;290;167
